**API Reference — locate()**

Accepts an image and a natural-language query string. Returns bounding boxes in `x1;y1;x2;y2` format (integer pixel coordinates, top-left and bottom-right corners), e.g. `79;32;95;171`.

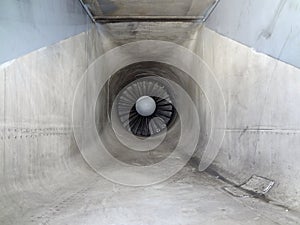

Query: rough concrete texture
1;16;300;225
99;22;202;46
0;0;90;64
196;26;300;210
0;27;113;223
4;165;300;225
91;21;300;210
206;0;300;69
83;0;216;16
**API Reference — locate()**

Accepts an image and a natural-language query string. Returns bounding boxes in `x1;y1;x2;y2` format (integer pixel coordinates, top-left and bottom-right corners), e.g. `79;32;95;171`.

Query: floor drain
223;175;275;198
240;175;275;195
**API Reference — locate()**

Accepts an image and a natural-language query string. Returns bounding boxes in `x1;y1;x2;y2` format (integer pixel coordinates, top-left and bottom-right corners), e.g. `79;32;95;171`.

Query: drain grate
223;175;275;198
240;175;275;195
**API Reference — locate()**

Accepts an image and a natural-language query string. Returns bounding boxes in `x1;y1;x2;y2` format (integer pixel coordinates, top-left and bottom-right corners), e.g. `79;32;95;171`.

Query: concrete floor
3;165;299;225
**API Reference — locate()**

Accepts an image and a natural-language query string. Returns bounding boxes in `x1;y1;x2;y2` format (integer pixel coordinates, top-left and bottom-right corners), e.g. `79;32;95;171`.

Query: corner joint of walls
79;0;96;23
203;0;220;22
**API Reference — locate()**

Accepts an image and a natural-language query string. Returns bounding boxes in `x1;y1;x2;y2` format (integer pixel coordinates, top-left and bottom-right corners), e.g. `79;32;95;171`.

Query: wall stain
260;0;287;39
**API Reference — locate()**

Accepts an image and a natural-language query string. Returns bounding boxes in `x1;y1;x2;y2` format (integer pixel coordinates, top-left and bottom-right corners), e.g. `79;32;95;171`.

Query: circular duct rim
72;40;226;186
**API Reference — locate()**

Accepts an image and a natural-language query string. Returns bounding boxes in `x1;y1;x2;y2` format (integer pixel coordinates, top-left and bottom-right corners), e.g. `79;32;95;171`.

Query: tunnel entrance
95;61;207;167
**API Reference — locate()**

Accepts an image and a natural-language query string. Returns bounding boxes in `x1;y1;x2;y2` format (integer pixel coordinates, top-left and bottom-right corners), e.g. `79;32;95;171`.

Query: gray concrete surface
194;26;300;211
2;165;300;225
1;1;300;223
1;23;300;222
83;0;216;16
0;0;90;64
206;0;300;68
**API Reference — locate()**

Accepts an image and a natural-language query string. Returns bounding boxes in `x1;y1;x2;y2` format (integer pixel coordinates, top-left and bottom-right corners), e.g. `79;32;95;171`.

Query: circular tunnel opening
95;61;210;166
72;40;221;185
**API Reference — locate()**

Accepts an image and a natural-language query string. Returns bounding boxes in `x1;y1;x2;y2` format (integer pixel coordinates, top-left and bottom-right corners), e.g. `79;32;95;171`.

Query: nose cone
135;96;156;117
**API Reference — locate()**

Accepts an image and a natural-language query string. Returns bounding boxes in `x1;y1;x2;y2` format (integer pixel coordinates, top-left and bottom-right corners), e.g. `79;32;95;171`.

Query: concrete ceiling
82;0;217;17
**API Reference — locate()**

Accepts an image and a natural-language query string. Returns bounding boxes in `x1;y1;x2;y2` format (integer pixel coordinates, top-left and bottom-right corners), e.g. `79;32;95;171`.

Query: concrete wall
0;0;90;64
90;21;300;210
205;1;300;208
0;1;116;221
1;0;300;215
206;0;300;69
0;26;115;223
83;0;215;16
195;26;300;210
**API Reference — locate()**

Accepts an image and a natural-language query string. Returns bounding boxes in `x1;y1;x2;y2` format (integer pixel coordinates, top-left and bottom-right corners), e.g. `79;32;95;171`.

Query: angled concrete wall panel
206;0;300;68
0;0;90;64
